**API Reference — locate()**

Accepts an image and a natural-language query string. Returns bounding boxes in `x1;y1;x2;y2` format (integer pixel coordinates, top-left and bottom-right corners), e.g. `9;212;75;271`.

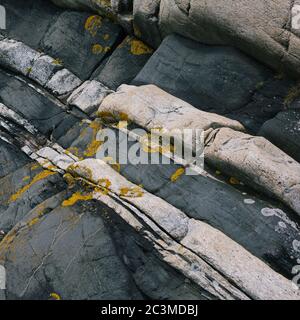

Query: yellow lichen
103;34;110;41
52;58;63;65
27;217;40;227
9;170;57;202
130;39;153;55
22;176;30;182
170;168;185;182
49;293;61;300
84;140;103;157
92;44;103;55
229;177;240;185
119;186;144;198
63;173;76;188
85;15;102;37
62;192;93;207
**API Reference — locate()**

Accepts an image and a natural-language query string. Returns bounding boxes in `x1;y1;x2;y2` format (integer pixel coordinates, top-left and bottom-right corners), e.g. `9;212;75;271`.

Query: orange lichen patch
170;168;185;182
63;173;76;188
85;15;102;37
94;178;112;195
141;134;174;154
66;147;80;157
52;58;63;65
103;34;110;41
49;293;61;300
31;163;40;171
130;39;153;55
9;170;57;202
84;140;103;157
84;121;103;158
229;177;240;185
27;217;40;228
92;44;103;55
119;186;144;198
62;192;93;207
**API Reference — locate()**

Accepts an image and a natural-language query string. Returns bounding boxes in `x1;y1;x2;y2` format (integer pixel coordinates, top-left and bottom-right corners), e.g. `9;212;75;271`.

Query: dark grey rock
133;34;294;133
41;11;123;80
92;36;152;90
0;70;83;139
259;109;300;163
0;139;31;179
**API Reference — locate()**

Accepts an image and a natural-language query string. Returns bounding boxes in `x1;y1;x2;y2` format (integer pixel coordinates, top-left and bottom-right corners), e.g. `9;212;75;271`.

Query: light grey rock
159;0;300;77
98;84;245;149
45;68;82;98
67;80;112;115
205;128;300;216
0;38;40;76
30;55;63;86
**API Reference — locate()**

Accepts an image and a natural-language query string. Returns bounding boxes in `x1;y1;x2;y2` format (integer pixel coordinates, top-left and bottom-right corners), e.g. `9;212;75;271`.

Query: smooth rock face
133;34;294;133
92;36;153;90
99;84;245;134
159;0;300;77
205;128;300;215
259;110;300;163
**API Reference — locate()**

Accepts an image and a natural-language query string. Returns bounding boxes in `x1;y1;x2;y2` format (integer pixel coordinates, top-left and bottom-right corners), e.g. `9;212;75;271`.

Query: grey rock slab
1;0;61;49
205;128;300;216
133;34;293;133
67;80;112;115
41;10;123;80
259;109;300;163
0;139;31;179
0;38;40;76
92;36;153;90
0;70;82;139
159;0;300;77
45;68;82;98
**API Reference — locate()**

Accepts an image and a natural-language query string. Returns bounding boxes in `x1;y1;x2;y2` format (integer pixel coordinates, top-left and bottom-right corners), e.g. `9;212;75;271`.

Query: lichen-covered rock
205;128;300;215
92;36;153;90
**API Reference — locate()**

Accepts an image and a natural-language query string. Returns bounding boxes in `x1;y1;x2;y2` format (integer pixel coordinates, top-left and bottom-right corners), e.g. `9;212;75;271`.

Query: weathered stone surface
133;34;293;133
92;36;153;90
0;139;30;179
30;55;64;86
67;80;113;115
133;0;162;48
159;0;300;77
205;128;300;216
61;124;300;278
0;38;40;76
41;11;123;80
0;70;82;138
259;109;300;163
99;84;245;140
45;68;82;97
1;0;60;49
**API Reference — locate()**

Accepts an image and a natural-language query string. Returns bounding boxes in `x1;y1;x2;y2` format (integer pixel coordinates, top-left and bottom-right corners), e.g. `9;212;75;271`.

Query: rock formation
0;0;299;300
